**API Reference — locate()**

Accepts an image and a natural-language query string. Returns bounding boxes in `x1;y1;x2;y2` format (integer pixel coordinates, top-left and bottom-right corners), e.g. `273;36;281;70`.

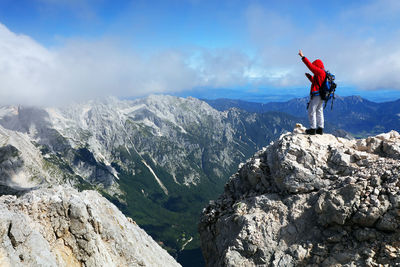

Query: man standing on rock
298;50;326;135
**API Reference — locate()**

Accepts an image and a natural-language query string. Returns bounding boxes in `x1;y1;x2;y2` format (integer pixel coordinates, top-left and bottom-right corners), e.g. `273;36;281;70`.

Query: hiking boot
316;127;323;135
305;128;316;135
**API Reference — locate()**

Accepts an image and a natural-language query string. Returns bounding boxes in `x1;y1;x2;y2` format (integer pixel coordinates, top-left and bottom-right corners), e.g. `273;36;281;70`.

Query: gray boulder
200;126;400;266
0;186;180;267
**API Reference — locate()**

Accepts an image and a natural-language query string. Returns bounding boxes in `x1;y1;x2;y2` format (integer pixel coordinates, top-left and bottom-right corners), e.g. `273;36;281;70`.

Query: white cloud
0;23;255;106
2;0;400;107
193;49;252;87
0;23;189;105
244;1;400;91
0;24;55;105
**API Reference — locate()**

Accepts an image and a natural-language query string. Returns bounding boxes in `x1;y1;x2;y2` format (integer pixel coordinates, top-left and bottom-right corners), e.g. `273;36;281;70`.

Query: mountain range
0;95;304;266
204;95;400;137
1;94;398;266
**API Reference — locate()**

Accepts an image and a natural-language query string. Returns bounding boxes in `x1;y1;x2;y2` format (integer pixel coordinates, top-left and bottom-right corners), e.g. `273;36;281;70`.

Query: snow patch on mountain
1;95;297;194
141;159;168;195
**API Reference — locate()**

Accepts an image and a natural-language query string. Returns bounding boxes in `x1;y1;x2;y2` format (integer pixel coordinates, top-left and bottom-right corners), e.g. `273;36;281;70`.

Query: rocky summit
0;186;180;267
199;124;400;266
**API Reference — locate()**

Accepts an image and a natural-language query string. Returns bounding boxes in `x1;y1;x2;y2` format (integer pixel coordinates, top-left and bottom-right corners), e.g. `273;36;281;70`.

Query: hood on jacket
312;59;324;70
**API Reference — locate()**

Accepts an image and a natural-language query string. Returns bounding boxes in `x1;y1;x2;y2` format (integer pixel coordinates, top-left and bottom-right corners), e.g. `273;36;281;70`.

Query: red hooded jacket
302;57;326;95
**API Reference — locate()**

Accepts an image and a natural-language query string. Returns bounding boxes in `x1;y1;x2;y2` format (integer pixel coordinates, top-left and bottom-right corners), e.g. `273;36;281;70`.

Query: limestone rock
200;125;400;266
0;186;180;267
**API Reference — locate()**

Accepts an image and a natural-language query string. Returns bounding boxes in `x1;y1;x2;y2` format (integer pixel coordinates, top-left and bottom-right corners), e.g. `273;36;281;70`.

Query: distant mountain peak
0;95;310;261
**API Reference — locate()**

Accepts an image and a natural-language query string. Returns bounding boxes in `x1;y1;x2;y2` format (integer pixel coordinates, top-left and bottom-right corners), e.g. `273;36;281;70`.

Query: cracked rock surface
199;125;400;266
0;186;180;267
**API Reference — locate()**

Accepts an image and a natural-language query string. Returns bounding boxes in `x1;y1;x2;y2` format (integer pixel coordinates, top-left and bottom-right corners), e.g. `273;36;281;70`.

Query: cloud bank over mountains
0;23;259;106
1;0;400;105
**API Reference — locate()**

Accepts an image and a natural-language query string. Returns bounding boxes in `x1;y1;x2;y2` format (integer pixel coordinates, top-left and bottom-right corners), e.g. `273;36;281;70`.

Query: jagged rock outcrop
0;186;181;267
199;124;400;266
0;95;300;258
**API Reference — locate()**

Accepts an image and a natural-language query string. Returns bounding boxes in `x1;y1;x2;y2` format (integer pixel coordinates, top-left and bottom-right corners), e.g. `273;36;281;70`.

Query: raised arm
298;50;325;76
302;57;323;75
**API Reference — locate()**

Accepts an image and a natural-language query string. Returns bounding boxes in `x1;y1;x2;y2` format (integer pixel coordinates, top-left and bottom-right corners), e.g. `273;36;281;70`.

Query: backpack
319;71;337;109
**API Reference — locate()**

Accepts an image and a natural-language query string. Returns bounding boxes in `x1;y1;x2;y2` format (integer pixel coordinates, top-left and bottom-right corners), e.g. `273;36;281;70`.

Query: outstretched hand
298;50;304;58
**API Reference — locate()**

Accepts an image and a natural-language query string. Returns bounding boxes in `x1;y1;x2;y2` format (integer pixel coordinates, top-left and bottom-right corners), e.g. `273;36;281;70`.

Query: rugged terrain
200;124;400;266
205;96;400;136
0;186;180;267
0;95;301;261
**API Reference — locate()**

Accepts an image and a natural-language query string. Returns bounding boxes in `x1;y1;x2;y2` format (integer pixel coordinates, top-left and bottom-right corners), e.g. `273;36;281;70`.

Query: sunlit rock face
0;95;296;194
0;186;181;267
0;95;299;258
200;126;400;266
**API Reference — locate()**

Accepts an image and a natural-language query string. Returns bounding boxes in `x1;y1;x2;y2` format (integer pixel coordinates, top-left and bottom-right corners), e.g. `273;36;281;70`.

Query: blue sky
1;0;400;105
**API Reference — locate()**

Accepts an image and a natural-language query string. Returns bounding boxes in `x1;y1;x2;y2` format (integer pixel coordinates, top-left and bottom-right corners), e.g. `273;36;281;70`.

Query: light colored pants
308;95;324;129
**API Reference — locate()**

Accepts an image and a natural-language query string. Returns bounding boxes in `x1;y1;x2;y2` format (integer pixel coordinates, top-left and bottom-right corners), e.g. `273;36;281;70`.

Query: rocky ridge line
199;124;400;266
0;186;181;267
